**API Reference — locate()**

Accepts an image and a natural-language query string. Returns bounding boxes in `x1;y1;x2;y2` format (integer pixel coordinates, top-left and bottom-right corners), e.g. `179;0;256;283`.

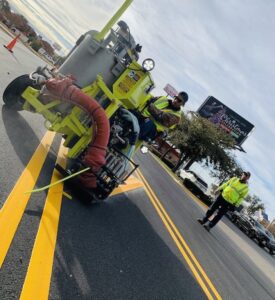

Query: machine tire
3;74;34;111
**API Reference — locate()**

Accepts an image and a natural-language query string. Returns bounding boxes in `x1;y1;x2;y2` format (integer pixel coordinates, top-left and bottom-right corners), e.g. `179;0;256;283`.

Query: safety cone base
3;34;20;53
3;44;13;53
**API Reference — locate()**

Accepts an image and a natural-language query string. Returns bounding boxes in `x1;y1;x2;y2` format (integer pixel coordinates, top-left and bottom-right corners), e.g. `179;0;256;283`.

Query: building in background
38;47;55;64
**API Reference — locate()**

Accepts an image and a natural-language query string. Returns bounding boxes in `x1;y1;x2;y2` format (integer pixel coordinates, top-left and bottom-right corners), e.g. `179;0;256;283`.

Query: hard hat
176;91;189;105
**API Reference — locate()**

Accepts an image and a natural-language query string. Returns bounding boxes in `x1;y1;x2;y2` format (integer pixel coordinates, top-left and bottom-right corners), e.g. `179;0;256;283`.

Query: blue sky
9;0;275;220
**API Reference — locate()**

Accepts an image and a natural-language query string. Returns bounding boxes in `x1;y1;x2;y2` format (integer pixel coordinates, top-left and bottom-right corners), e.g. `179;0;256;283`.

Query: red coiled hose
46;77;110;188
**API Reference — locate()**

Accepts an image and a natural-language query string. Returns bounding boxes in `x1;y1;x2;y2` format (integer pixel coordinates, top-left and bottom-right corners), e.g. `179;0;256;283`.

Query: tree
246;194;265;216
209;151;243;182
169;112;236;172
5;12;32;33
41;40;55;56
0;0;11;13
30;39;42;52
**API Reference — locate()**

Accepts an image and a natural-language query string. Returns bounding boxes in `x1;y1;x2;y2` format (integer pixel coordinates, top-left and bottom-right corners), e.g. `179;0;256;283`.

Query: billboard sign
163;83;178;98
197;96;254;145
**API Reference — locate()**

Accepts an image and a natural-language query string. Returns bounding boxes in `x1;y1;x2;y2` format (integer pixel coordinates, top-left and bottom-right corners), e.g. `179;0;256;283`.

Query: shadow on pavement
1;105;56;166
51;193;206;300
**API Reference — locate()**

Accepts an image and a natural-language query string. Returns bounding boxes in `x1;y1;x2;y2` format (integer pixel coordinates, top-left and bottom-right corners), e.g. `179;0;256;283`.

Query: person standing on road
197;172;251;231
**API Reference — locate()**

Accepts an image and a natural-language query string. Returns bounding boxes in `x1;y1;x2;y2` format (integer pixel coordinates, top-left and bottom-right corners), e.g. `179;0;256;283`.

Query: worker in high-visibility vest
197;172;251;231
138;91;189;141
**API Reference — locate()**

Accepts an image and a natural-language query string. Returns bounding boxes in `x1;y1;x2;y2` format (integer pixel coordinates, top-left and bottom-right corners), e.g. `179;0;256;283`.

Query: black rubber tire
248;232;255;239
3;74;34;111
258;241;265;248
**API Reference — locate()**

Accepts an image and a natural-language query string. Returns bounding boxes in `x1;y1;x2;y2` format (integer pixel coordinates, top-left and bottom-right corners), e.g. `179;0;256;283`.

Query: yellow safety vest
142;96;181;131
218;177;249;207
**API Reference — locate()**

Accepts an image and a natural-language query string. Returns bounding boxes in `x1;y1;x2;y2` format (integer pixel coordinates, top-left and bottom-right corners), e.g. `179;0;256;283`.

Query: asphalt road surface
0;28;275;300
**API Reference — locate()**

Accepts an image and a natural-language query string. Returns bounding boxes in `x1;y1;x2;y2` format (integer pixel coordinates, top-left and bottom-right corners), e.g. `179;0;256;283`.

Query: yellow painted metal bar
96;76;121;118
0;131;55;268
41;100;61;110
70;112;87;135
22;87;58;123
67;127;93;158
82;81;101;98
95;0;134;42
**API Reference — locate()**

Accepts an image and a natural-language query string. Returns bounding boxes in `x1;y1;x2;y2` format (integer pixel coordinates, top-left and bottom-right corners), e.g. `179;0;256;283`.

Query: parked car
232;213;256;237
176;169;211;203
249;221;274;251
227;210;238;221
226;212;275;255
265;231;275;255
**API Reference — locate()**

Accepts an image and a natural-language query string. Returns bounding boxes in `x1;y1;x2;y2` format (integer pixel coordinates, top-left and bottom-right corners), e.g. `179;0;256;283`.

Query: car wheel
249;233;255;239
3;74;34;111
258;241;265;248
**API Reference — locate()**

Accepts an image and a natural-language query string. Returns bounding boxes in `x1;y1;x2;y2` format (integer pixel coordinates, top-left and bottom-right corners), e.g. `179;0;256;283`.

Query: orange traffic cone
4;34;21;53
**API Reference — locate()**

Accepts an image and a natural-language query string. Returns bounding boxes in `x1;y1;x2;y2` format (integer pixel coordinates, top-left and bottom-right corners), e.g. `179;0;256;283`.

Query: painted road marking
0;131;55;268
111;176;144;196
136;169;222;300
20;143;67;300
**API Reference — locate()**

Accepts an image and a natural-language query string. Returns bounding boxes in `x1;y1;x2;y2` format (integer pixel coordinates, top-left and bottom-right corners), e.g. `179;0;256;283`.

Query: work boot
203;224;211;232
197;218;206;225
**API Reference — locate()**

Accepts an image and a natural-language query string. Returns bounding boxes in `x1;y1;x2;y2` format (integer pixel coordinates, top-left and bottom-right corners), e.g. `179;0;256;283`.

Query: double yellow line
136;168;222;300
0;131;55;268
0;129;221;299
0;131;67;299
20;143;68;299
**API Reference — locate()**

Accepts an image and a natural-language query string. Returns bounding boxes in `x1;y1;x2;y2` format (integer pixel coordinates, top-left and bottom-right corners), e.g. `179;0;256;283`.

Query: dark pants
202;194;235;228
129;110;157;142
138;118;157;141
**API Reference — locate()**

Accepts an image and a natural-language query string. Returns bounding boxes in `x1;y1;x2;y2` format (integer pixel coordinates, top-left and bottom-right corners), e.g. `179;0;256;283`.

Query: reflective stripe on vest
142;96;181;131
229;178;248;195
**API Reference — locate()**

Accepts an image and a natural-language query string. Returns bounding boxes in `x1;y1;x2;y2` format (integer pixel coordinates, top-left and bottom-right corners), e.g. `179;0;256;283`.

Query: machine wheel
3;74;34;111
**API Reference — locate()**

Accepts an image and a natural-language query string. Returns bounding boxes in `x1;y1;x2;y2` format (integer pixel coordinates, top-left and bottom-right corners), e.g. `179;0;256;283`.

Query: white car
176;169;211;200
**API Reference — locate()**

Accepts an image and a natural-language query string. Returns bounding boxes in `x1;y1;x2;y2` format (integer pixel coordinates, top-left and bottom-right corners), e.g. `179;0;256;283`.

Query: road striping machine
3;0;157;203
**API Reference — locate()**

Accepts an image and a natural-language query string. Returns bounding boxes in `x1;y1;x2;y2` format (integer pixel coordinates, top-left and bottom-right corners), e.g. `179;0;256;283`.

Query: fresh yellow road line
148;155;224;299
111;176;144;196
136;170;213;300
0;131;55;268
137;169;222;300
20;144;68;300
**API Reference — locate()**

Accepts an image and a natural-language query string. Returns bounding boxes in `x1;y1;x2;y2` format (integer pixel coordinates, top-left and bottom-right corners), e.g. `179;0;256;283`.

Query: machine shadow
51;194;206;300
1;105;57;166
